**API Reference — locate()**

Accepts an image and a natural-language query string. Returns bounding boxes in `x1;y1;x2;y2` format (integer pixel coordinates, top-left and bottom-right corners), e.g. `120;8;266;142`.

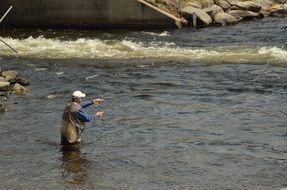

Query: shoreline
0;0;286;29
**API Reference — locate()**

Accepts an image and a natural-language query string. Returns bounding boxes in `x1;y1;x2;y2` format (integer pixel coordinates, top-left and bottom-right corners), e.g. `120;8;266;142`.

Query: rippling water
0;17;287;190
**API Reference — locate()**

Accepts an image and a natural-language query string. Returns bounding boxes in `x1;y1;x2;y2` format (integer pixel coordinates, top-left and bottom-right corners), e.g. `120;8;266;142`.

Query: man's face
76;97;83;103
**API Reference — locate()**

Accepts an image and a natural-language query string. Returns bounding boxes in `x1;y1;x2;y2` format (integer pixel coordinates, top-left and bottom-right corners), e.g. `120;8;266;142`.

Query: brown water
0;17;287;189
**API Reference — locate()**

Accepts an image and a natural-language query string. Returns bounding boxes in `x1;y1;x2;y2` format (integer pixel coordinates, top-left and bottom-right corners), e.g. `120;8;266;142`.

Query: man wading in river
61;91;104;144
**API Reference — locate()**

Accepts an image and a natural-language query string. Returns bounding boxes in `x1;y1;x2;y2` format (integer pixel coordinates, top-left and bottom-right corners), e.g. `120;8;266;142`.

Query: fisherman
61;90;104;144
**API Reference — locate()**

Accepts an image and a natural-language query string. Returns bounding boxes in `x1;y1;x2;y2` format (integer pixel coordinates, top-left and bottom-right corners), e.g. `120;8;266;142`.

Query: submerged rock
9;78;30;86
1;70;18;81
0;81;10;91
0;104;8;112
12;83;29;95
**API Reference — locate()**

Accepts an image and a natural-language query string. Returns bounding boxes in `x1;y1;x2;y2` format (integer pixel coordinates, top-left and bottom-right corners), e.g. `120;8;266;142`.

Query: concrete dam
0;0;177;29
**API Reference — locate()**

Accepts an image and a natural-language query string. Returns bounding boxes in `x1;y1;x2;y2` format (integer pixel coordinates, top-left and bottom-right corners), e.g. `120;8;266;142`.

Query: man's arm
80;100;93;108
77;108;95;122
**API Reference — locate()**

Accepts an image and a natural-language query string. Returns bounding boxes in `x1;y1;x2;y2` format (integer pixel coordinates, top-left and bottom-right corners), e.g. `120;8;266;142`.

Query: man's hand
93;99;104;106
96;111;104;117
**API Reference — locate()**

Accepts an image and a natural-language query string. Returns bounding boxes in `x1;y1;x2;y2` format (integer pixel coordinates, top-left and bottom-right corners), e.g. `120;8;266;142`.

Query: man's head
72;91;86;103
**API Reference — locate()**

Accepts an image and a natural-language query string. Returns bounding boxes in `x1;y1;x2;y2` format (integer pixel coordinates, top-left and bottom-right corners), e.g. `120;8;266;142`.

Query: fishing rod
0;6;18;54
0;6;13;23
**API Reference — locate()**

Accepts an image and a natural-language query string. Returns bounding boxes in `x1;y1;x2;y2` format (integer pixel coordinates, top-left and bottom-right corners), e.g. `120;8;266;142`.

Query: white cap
72;91;86;98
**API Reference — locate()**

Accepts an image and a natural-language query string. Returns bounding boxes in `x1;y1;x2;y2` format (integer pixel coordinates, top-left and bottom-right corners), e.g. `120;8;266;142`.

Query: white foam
141;31;171;37
258;46;287;60
0;36;286;65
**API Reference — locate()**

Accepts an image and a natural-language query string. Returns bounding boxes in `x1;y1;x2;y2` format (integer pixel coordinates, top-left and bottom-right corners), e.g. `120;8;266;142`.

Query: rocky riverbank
0;70;29;112
146;0;287;26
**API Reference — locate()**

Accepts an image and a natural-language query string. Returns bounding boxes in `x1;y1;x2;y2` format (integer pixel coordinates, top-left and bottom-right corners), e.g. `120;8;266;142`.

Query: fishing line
0;38;18;53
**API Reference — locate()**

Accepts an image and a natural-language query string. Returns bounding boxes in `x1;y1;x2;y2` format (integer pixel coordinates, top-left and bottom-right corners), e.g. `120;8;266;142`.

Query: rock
12;83;28;95
1;70;18;81
225;0;239;6
9;78;30;86
274;0;287;4
0;105;8;112
0;77;5;81
253;0;274;16
0;92;9;97
0;81;10;91
214;12;239;25
254;0;274;8
228;10;260;19
216;0;231;10
201;0;215;8
235;1;262;12
270;3;287;15
183;6;213;25
186;1;203;9
203;4;224;17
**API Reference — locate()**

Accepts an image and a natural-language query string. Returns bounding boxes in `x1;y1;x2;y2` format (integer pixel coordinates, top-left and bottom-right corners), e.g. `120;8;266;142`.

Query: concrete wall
0;0;176;28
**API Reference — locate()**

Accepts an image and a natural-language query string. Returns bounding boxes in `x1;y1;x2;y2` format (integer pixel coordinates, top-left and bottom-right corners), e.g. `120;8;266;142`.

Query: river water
0;17;287;190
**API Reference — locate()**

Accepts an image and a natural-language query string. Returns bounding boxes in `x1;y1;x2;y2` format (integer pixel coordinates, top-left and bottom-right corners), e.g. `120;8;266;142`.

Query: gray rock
183;6;213;25
214;12;239;25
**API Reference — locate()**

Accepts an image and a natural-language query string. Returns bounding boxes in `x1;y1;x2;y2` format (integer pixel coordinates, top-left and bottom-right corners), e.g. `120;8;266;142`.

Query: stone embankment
0;70;29;112
145;0;287;26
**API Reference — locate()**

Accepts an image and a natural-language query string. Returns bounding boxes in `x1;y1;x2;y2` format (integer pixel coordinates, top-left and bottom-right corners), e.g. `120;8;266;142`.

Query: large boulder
270;3;287;15
228;10;260;19
201;0;215;8
215;0;231;10
183;6;213;25
253;0;275;16
214;12;239;25
203;4;224;17
235;1;262;12
186;0;203;9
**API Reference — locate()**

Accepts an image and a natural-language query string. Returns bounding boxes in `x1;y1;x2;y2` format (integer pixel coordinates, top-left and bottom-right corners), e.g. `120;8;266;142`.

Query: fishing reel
93;99;104;107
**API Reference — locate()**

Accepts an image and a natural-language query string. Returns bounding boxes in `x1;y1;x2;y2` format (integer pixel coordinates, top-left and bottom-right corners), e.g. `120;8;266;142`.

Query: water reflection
60;145;89;184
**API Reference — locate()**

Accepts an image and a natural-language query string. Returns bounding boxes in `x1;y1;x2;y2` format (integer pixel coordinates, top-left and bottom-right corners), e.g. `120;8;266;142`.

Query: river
0;17;287;190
